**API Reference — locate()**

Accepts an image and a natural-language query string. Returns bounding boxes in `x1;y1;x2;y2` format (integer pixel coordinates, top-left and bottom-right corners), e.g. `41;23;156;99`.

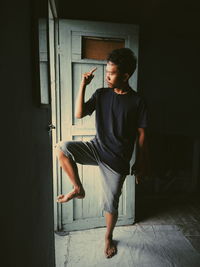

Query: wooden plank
72;34;81;60
59;20;74;224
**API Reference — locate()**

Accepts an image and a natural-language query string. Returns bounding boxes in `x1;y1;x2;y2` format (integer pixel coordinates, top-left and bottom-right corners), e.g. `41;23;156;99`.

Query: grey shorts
54;140;126;214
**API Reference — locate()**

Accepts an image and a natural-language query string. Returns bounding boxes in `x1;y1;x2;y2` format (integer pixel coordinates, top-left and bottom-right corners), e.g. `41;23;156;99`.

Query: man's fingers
81;67;97;85
83;67;97;78
84;74;94;80
89;67;97;74
135;174;142;184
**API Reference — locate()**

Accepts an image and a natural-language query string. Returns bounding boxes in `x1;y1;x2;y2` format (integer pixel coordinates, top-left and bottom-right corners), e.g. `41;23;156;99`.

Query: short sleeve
137;97;148;128
84;90;97;116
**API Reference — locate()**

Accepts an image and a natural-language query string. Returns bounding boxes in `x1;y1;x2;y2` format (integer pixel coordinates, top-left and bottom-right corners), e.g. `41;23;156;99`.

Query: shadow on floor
135;193;200;224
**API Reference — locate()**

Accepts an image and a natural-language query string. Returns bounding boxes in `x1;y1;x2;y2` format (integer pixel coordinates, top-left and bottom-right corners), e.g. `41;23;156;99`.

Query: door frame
47;0;62;231
52;18;139;231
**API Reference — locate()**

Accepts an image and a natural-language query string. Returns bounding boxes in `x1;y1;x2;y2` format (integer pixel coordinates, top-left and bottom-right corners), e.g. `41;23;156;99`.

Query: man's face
105;61;125;88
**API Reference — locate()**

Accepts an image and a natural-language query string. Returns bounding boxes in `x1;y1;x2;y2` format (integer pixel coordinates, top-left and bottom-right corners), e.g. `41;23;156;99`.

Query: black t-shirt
84;87;148;175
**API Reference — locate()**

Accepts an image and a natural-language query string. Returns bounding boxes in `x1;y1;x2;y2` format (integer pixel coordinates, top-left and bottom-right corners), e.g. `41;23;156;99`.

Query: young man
55;48;148;258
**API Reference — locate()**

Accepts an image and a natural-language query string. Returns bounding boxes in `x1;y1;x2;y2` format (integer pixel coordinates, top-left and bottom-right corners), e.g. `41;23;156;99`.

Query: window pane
82;36;125;60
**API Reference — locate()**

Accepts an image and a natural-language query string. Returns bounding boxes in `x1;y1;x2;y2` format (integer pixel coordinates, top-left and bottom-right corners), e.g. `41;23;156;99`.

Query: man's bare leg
104;211;118;258
56;149;85;203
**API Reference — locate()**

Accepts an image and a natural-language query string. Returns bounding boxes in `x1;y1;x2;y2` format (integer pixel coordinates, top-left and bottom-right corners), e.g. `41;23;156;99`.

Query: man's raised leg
55;149;85;203
104;211;118;258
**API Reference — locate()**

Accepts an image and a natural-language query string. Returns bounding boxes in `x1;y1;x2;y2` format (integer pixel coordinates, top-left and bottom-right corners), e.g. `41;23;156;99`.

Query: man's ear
123;73;130;82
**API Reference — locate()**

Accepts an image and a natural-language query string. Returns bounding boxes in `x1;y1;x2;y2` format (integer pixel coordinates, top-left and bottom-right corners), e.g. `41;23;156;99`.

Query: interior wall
136;3;200;193
138;4;200;136
1;0;55;266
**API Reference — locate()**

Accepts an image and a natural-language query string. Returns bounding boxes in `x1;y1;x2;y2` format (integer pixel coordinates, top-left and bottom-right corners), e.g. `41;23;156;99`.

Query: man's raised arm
75;67;97;119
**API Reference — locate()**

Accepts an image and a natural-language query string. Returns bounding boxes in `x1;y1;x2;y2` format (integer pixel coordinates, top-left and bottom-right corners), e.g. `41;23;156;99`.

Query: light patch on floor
55;224;200;267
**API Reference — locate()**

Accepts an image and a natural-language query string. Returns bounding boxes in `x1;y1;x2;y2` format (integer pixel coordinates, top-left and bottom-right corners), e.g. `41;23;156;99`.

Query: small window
82;36;125;60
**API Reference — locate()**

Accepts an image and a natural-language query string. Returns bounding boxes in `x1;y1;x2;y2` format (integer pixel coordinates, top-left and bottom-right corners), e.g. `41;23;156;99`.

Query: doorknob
48;123;56;132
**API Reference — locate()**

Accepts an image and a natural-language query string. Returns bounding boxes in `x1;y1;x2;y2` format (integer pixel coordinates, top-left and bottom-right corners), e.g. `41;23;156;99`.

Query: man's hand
131;128;150;185
135;170;147;184
135;172;142;185
81;67;97;86
130;163;146;184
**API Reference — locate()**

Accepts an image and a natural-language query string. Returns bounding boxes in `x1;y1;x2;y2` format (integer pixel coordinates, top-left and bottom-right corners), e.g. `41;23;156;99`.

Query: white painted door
56;19;139;231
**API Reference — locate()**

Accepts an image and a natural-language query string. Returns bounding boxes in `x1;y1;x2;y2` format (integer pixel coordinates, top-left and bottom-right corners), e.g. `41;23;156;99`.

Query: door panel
56;19;139;231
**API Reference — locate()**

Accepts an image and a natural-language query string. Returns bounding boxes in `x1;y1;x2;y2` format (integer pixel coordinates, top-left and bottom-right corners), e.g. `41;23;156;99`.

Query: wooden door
55;19;139;231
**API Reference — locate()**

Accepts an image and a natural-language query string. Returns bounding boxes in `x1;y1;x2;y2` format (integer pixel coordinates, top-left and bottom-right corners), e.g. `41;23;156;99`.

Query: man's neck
114;84;131;94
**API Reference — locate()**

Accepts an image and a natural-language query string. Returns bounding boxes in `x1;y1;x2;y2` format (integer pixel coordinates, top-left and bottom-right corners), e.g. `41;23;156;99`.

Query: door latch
48;123;56;132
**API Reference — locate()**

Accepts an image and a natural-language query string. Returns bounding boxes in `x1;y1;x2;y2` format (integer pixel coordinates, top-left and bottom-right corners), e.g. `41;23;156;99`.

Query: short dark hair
107;48;137;77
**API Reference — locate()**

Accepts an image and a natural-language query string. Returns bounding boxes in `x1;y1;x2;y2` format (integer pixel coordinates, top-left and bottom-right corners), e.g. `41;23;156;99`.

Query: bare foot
57;186;85;203
104;238;117;258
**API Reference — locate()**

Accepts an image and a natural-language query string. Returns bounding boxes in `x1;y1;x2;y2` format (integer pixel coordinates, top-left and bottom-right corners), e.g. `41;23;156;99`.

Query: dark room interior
2;0;200;266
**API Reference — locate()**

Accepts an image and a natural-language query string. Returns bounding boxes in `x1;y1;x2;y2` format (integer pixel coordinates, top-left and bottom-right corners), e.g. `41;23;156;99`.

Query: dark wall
1;0;55;266
138;4;200;136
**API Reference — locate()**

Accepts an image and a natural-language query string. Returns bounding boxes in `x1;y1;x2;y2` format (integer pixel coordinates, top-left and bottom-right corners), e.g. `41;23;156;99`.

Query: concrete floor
55;194;200;267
